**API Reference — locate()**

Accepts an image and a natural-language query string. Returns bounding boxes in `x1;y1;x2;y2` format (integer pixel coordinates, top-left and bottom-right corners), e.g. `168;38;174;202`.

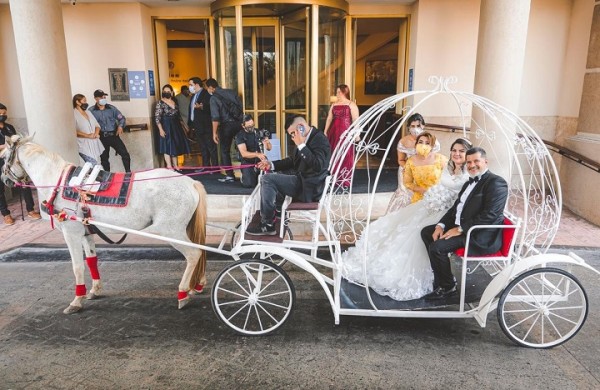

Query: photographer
235;114;272;188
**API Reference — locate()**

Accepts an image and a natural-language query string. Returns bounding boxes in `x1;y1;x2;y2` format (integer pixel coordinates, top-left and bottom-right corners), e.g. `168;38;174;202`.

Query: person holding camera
247;115;331;236
235;114;272;188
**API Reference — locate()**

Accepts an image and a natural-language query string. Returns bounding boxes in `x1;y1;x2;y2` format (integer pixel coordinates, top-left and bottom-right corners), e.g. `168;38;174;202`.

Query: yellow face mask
416;143;432;157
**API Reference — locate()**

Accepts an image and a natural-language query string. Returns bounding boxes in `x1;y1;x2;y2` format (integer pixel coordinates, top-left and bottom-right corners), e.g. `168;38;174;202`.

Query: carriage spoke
243;302;253;330
226;271;250;296
502;308;538;314
259;275;284;295
546;287;582;309
522;312;542;342
257;299;289;310
217;298;249;307
506;310;539;331
545;314;564;340
259;290;290;299
547;311;580;326
217;287;249;300
253;304;264;332
227;302;250;322
256;302;279;323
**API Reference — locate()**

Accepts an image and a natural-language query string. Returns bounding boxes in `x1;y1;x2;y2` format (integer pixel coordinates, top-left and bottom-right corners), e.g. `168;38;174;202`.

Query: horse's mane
21;142;67;166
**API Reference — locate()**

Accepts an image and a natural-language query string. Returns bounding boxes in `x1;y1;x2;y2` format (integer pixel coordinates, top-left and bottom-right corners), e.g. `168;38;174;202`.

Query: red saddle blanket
61;166;134;207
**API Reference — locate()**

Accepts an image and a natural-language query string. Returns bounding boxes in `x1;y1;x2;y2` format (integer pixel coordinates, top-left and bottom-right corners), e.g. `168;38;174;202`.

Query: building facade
0;0;598;223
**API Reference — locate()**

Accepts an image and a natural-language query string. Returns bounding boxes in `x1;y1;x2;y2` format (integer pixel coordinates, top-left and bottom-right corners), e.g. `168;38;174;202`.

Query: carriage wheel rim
498;268;588;348
212;260;294;335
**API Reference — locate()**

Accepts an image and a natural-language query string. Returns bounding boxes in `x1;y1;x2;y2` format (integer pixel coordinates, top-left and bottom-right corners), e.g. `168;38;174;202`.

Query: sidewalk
1;192;600;256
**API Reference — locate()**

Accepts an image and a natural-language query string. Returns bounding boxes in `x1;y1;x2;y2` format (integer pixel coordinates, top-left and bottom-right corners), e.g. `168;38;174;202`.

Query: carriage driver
247;115;331;236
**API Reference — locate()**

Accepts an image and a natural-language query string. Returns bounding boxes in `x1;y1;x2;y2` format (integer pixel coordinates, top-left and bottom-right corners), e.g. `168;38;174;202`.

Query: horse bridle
2;140;30;186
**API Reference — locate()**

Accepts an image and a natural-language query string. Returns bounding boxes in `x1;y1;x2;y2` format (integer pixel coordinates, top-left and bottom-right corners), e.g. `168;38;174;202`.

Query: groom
420;147;508;299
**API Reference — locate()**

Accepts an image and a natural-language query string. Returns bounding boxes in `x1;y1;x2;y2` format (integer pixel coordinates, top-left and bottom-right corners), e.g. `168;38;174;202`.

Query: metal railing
427;123;600;174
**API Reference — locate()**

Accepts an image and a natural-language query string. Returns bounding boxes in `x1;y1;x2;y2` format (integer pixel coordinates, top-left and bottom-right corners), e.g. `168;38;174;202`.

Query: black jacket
272;127;331;202
188;89;212;133
439;170;508;255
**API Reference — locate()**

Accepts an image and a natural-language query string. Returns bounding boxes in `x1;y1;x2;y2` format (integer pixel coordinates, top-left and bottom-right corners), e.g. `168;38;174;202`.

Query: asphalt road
1;249;599;389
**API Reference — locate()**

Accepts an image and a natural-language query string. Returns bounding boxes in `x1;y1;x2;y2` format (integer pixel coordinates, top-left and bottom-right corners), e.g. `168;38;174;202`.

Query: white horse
1;135;208;313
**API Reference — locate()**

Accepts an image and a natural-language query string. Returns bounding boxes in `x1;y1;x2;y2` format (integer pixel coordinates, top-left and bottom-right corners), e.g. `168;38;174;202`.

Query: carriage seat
286;201;320;211
454;217;518;258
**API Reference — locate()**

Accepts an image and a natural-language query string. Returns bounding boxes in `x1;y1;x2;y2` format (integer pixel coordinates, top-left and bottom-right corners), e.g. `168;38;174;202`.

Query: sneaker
3;215;15;225
27;211;42;220
246;222;277;236
218;176;235;183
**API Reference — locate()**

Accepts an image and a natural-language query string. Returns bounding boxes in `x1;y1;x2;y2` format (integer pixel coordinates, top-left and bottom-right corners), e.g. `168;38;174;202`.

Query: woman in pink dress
324;84;360;189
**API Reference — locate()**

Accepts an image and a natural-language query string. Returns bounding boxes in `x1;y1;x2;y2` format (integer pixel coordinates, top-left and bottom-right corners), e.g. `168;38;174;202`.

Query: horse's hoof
63;305;82;314
87;292;99;300
189;284;204;295
178;298;190;310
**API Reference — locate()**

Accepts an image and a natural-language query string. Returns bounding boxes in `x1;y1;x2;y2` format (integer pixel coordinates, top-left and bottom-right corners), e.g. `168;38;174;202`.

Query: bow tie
468;176;480;184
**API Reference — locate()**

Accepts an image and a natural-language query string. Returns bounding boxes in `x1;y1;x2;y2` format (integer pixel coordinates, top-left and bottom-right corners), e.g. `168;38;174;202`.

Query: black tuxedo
421;170;508;289
272;126;331;202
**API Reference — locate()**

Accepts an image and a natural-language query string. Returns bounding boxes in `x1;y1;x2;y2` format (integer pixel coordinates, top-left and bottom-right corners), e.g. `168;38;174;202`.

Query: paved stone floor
0;251;599;389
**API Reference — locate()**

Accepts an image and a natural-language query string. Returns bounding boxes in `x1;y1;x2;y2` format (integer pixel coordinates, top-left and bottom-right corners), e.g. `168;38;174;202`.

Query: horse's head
1;134;35;187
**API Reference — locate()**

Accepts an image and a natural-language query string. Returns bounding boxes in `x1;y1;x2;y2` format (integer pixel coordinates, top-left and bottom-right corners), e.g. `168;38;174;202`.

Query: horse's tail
187;181;208;290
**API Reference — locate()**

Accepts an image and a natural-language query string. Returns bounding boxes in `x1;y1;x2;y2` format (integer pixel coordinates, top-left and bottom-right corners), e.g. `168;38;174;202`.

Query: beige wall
0;5;25;130
411;0;480;119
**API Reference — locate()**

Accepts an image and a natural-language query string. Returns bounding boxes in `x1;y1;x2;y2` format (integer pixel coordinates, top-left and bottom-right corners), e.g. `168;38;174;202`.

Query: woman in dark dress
155;84;190;169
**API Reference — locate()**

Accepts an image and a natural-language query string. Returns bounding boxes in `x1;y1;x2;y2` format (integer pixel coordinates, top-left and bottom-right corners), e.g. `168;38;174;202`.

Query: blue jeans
260;173;302;224
79;153;98;166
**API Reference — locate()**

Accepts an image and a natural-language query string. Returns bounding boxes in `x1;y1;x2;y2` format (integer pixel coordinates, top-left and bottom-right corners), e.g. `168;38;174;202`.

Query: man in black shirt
235;114;272;188
0;103;42;225
207;78;243;183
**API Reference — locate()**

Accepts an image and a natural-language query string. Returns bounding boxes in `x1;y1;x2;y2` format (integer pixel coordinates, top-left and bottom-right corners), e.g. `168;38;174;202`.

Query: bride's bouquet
423;185;457;214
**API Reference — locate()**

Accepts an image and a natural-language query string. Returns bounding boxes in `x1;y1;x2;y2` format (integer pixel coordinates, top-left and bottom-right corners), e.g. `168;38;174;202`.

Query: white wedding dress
342;168;469;301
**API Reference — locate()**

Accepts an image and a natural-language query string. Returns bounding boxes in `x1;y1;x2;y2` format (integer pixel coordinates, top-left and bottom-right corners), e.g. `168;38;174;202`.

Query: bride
342;137;472;301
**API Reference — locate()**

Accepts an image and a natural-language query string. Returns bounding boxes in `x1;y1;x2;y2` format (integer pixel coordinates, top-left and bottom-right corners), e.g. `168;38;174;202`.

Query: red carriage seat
455;217;517;258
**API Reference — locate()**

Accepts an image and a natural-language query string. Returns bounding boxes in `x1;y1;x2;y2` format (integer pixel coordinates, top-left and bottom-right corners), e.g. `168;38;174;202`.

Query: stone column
472;0;531;179
9;0;79;162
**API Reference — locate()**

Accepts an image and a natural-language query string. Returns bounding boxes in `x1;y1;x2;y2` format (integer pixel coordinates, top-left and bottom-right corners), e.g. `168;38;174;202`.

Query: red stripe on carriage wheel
86;256;100;280
178;291;188;300
75;284;86;296
194;284;204;293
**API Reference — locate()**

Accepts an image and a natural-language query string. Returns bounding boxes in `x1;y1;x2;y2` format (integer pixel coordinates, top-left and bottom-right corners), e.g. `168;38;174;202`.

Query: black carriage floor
340;256;494;310
185;168;398;195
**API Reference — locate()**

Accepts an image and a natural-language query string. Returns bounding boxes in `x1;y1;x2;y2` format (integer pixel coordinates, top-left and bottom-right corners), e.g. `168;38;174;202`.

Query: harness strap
81;206;128;245
41;165;73;229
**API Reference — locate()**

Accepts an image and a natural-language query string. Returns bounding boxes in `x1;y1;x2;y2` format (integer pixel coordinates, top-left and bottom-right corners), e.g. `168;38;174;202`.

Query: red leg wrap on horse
178;291;188;301
75;284;86;296
194;284;204;293
86;256;100;280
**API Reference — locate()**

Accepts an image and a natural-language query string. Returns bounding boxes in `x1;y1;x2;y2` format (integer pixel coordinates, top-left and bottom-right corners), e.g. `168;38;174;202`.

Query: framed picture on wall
365;60;397;95
108;68;130;101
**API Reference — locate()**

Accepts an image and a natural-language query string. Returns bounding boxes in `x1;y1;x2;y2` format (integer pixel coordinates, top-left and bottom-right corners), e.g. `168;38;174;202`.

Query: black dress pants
0;180;35;216
196;130;218;167
100;133;131;172
421;224;466;289
218;122;239;178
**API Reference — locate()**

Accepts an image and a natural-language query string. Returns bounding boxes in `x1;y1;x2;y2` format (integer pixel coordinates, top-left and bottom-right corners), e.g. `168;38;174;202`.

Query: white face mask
99;98;107;106
409;126;423;137
189;85;196;94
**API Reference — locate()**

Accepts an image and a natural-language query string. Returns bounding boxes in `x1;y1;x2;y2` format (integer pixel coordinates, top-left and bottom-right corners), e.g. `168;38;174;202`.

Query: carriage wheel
497;268;588;348
211;259;295;336
230;221;292;269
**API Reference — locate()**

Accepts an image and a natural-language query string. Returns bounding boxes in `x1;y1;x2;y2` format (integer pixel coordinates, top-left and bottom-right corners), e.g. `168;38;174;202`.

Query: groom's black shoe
424;284;458;300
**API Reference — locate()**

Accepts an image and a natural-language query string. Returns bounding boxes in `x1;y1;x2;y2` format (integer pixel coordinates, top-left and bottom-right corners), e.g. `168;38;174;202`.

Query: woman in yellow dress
403;132;447;203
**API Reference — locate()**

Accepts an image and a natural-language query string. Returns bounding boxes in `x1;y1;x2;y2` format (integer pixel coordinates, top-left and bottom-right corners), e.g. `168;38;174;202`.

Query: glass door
242;20;279;137
281;8;309;156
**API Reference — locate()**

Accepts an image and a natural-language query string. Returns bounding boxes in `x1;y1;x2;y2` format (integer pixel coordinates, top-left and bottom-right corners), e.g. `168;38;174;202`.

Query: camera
257;129;271;140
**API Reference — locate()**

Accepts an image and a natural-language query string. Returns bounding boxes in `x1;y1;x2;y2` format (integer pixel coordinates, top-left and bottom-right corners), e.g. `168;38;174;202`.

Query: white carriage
212;77;600;348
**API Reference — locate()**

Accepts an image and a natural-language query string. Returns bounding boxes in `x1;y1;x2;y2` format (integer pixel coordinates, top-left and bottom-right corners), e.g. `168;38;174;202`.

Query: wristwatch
457;226;463;234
